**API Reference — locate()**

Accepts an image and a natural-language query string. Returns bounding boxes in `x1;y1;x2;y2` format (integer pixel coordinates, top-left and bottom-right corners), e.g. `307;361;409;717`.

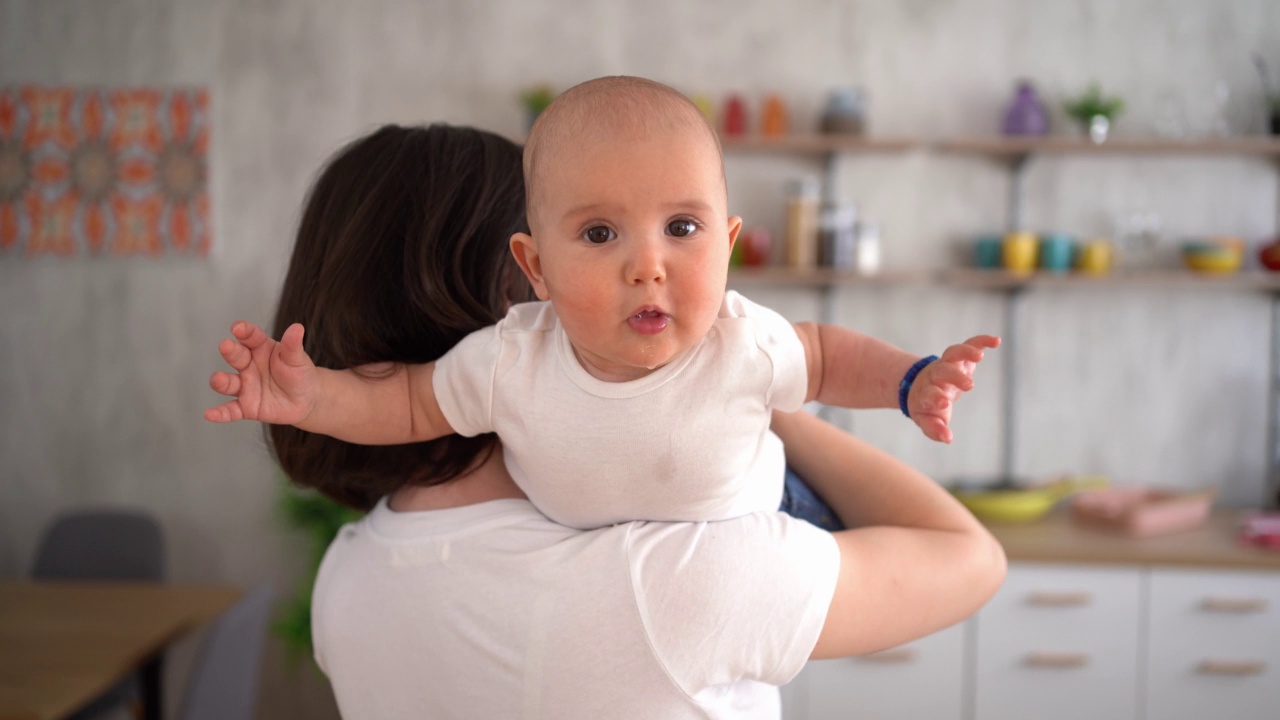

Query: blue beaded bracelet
898;355;939;418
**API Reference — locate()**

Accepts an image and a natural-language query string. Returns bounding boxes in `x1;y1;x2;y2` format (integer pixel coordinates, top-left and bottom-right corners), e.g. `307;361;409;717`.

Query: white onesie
433;290;809;529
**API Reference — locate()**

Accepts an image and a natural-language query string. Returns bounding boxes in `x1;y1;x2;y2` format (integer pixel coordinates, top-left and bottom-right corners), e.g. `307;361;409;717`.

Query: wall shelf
720;134;1280;159
723;134;1280;506
730;267;1280;292
719;134;919;154
935;136;1280;161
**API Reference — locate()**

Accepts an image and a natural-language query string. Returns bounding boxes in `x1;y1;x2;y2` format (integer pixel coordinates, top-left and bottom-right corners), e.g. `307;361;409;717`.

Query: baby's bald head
523;76;723;230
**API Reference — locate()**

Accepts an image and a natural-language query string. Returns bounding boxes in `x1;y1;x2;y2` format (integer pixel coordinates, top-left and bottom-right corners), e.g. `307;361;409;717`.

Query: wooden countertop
986;509;1280;570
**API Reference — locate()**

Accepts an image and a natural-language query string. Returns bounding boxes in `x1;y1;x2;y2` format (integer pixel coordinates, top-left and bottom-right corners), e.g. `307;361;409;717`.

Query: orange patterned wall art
0;86;210;258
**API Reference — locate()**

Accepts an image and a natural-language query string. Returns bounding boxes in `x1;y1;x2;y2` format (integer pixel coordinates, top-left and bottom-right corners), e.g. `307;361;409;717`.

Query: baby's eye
667;219;698;237
584;226;615;244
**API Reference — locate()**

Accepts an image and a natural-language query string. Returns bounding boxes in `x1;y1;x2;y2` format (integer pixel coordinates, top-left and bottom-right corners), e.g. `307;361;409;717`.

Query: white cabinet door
794;621;967;720
973;563;1143;720
1145;568;1280;720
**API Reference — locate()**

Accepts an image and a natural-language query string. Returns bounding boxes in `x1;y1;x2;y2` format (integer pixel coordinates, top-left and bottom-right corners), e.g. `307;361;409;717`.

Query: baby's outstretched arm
792;323;999;443
204;320;453;444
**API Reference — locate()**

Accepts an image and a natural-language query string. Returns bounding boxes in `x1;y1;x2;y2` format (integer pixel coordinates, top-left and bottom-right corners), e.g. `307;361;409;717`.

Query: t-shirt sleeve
431;324;500;437
722;290;808;412
628;512;840;695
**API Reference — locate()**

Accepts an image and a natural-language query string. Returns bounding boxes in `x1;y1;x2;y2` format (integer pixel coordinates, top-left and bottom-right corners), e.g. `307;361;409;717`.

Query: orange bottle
762;94;788;137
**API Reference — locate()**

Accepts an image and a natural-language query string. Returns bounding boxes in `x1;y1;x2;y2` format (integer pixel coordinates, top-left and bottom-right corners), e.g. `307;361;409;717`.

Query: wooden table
0;581;242;720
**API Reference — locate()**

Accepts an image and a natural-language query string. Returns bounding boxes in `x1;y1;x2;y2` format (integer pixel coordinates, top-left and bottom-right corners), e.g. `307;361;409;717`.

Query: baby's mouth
627;307;670;335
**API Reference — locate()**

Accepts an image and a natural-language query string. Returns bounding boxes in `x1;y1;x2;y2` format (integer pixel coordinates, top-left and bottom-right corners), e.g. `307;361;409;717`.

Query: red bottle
722;94;747;137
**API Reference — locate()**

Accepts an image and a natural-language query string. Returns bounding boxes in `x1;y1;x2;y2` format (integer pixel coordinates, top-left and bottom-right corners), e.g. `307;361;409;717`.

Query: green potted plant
275;481;363;666
1063;83;1125;144
519;84;556;134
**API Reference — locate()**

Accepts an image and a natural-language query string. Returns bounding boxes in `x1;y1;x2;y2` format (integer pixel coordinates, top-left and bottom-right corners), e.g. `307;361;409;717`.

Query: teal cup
974;235;1004;268
1039;234;1076;272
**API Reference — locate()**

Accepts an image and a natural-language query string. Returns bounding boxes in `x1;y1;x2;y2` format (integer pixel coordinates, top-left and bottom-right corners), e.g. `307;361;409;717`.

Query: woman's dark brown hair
268;124;532;510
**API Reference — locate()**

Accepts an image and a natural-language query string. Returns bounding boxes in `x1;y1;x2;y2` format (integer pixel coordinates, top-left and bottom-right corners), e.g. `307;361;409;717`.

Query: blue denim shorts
778;466;844;531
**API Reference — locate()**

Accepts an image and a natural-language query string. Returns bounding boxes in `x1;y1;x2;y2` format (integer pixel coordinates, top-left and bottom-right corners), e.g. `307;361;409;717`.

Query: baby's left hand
907;335;1001;444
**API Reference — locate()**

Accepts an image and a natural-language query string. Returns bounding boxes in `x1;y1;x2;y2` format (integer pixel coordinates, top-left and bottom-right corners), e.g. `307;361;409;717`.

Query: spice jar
784;179;821;268
819;87;867;135
819;202;858;268
854;221;881;274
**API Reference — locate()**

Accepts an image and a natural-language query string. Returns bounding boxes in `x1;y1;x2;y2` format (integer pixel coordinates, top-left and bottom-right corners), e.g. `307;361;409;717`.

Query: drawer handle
857;648;918;665
1024;652;1091;669
1200;597;1268;614
1027;591;1094;607
1197;660;1267;676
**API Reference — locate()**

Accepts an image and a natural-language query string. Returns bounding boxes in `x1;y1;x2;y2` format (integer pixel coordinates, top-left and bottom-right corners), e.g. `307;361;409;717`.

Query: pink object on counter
1239;513;1280;549
1070;487;1215;537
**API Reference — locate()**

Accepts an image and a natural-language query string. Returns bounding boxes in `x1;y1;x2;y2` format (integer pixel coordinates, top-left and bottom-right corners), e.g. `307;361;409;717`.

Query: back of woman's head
269;124;531;510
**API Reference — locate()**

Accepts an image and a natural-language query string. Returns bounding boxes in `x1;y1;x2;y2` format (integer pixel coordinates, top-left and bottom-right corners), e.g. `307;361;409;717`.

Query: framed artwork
0;85;210;258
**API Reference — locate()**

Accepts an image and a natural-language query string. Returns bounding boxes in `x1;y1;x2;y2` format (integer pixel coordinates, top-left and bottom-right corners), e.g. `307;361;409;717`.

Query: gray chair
74;585;276;720
32;508;166;581
179;584;275;720
32;508;167;720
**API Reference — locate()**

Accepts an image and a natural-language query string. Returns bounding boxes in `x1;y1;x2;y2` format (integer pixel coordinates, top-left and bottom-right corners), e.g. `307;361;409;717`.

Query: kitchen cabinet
783;513;1280;720
972;564;1143;720
1144;568;1280;720
798;622;967;720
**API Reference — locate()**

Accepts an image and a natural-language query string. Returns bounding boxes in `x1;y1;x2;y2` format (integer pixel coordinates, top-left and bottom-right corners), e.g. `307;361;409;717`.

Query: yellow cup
1077;238;1113;275
1002;232;1038;273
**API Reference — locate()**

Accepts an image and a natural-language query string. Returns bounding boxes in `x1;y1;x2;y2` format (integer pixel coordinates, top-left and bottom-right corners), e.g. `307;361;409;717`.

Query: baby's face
512;123;740;382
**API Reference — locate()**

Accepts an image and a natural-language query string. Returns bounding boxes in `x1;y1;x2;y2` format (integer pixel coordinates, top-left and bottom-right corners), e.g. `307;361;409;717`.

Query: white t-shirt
433;291;809;528
312;495;840;720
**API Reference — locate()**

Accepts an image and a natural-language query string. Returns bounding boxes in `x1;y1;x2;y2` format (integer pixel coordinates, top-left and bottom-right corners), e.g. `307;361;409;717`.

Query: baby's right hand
204;321;319;425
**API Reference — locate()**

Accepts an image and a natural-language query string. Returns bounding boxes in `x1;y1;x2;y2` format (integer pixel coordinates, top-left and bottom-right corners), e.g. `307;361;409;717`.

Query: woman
215;123;1005;718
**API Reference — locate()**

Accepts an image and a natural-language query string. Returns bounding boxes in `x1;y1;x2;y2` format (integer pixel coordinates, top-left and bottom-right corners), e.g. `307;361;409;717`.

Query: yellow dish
1183;251;1242;274
952;476;1109;524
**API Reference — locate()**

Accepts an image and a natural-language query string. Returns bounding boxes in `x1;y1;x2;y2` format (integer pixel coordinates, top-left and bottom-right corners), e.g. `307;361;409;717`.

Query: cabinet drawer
1145;568;1280;720
974;563;1142;720
797;622;967;720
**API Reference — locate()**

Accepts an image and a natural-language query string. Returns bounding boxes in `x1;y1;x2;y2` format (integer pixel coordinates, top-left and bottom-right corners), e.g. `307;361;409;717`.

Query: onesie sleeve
723;290;808;412
431;324;501;437
628;512;840;694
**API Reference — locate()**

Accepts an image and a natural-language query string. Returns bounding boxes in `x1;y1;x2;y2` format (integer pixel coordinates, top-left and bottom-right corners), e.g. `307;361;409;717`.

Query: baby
206;76;998;529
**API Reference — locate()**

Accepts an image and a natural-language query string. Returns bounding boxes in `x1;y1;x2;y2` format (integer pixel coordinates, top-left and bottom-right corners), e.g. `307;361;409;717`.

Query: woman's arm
770;410;1007;659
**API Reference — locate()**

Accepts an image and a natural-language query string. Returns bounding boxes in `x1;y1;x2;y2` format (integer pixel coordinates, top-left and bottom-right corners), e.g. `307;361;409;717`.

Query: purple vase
1002;81;1049;136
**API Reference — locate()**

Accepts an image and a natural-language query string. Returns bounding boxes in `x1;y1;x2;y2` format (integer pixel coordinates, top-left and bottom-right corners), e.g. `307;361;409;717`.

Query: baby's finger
917;415;952;444
939;342;986;366
219;337;252;371
277;324;310;367
203;400;245;423
962;335;1001;351
233;321;272;350
928;363;976;391
208;371;241;397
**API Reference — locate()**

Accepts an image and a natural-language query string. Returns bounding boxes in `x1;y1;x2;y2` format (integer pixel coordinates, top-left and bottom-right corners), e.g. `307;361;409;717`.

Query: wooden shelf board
943;268;1280;291
728;266;935;286
729;267;1280;291
935;136;1280;158
719;134;920;154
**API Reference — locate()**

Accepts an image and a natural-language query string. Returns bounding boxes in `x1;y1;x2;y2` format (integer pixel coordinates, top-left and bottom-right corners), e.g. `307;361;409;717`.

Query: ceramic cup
1077;238;1114;275
1039;234;1076;272
1003;231;1038;273
974;235;1004;269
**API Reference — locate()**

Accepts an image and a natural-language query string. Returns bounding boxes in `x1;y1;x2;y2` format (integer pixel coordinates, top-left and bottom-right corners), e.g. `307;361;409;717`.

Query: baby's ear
509;233;551;301
726;215;743;250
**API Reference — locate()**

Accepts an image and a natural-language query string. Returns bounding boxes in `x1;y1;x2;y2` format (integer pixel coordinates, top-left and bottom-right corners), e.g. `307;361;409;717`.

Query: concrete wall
2;0;1276;716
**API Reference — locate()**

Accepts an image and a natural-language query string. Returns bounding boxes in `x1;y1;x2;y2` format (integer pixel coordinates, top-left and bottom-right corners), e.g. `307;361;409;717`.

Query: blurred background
2;1;1278;718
